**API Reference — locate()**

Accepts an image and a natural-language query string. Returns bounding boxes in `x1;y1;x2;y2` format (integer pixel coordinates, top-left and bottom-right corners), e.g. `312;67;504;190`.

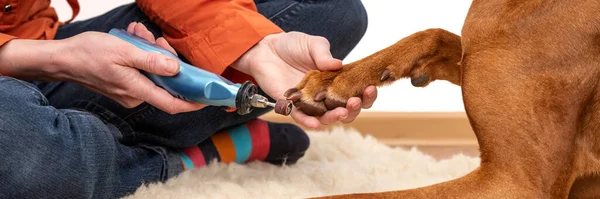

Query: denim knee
0;77;49;109
312;0;368;59
0;77;94;197
263;0;368;59
1;77;118;198
328;0;369;37
0;77;176;198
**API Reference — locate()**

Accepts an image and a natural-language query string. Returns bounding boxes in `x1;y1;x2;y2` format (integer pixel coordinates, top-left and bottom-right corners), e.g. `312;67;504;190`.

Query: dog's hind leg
569;174;600;199
568;88;600;199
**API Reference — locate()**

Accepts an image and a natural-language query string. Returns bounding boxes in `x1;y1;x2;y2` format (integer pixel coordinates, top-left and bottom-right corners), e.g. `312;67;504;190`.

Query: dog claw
380;69;392;81
325;98;347;110
286;92;302;101
314;90;328;102
284;88;299;97
297;104;327;116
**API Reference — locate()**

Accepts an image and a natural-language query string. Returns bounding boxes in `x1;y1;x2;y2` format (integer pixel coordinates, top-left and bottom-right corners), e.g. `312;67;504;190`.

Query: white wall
51;0;471;112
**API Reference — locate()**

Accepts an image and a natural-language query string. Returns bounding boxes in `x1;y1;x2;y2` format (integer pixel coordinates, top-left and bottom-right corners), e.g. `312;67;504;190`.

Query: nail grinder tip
274;99;293;116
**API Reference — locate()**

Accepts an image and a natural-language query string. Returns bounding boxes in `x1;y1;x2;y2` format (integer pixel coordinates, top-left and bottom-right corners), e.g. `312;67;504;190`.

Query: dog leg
567;90;600;199
284;28;462;116
569;174;600;199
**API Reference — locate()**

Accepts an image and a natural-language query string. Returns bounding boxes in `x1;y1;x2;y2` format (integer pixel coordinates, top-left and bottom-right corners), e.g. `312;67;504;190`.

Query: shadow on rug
124;127;480;199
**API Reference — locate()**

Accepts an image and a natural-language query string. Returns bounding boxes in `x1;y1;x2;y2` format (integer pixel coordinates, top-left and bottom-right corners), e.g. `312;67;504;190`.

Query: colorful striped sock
178;119;309;170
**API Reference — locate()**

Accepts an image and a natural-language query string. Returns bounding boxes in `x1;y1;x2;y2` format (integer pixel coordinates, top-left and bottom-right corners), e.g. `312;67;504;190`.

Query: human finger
124;46;180;76
361;86;378;109
341;97;362;123
307;36;343;71
317;107;348;125
290;107;322;129
156;37;178;56
133;76;206;114
126;22;136;33
132;22;157;43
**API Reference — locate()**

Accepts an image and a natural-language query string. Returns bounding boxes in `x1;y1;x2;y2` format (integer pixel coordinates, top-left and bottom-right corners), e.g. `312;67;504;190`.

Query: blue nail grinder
108;28;289;115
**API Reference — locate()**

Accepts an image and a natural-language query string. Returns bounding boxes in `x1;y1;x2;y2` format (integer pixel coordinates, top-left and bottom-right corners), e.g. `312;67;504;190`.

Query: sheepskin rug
125;127;480;199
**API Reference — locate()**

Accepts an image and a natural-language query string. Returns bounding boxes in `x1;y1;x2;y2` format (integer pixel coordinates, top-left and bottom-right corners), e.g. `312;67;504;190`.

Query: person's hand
0;22;206;114
63;22;207;113
231;32;377;129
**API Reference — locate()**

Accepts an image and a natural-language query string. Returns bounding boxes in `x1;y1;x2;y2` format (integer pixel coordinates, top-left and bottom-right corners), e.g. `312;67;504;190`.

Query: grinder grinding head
274;100;293;116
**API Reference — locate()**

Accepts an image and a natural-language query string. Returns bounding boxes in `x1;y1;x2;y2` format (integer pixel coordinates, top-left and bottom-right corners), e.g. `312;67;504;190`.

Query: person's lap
2;0;367;198
0;76;184;199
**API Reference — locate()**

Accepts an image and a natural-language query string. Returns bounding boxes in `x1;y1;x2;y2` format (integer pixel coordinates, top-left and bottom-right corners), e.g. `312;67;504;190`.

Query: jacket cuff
169;11;282;75
0;34;17;76
0;33;16;47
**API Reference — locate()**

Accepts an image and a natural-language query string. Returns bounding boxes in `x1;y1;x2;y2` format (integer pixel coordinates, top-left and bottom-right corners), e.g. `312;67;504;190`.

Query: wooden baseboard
259;111;478;147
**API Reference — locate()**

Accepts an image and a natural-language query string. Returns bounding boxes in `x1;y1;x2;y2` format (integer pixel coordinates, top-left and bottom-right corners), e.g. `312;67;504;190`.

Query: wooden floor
260;111;482;161
395;145;480;161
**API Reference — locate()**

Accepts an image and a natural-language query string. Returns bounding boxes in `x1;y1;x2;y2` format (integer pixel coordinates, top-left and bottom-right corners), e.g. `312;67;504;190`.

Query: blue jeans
0;1;367;198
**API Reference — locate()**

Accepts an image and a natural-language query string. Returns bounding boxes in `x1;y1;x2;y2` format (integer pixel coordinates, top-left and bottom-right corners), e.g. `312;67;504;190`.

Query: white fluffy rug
125;127;480;199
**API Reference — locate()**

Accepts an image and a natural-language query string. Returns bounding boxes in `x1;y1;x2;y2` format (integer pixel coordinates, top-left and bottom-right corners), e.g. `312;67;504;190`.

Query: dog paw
284;63;388;117
284;70;356;116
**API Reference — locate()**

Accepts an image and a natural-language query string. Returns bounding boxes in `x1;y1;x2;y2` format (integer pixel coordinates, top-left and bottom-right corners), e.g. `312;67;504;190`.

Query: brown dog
283;0;600;198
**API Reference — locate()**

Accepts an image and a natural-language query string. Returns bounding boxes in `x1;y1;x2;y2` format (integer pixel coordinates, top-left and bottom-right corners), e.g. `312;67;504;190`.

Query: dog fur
284;0;600;198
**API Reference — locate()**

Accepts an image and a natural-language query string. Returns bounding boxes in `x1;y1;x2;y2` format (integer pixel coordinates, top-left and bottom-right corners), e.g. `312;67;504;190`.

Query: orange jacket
0;0;282;82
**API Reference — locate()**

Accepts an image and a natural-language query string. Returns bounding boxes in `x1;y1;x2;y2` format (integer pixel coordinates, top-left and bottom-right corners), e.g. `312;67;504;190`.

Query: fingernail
367;90;375;98
353;103;360;110
339;114;348;120
164;58;179;74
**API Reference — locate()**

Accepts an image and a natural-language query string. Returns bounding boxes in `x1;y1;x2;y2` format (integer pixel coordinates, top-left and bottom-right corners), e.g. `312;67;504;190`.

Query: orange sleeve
0;33;16;47
0;33;17;76
135;0;283;77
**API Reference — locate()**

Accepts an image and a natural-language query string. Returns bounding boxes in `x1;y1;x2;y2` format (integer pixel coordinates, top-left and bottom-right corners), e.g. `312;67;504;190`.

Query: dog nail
314;90;328;102
284;88;299;97
292;100;301;108
325;98;347;110
380;69;391;81
286;92;302;101
298;103;327;116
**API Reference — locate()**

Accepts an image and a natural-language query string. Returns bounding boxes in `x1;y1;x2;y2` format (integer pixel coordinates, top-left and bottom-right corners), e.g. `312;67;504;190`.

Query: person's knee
335;0;368;38
0;77;49;114
0;101;120;198
305;0;369;59
334;0;368;59
0;77;56;137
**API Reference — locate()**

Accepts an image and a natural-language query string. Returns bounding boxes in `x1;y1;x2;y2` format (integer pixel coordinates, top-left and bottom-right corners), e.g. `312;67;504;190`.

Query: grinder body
108;28;257;115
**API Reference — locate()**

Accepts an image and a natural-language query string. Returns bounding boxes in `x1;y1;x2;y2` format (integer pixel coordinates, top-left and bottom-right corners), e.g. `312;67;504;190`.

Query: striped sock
178;119;308;169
